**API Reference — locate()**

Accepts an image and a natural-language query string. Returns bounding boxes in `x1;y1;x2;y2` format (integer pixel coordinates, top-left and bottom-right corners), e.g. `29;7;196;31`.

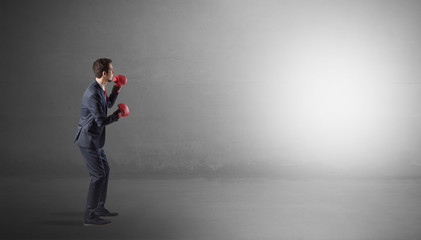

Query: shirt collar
95;79;106;91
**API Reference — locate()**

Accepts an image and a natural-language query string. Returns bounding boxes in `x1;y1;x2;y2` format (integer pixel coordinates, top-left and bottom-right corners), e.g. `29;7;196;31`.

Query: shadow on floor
36;211;83;226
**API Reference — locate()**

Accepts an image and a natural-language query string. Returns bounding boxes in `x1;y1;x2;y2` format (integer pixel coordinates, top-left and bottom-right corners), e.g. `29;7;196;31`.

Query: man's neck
95;78;107;90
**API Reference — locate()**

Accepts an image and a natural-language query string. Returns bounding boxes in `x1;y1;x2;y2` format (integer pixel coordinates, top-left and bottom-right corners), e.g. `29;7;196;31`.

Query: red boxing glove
112;75;127;93
113;75;127;87
113;103;130;119
118;103;130;118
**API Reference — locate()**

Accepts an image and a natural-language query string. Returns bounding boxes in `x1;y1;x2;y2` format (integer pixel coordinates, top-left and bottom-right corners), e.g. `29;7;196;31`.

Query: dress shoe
95;208;119;217
84;216;111;226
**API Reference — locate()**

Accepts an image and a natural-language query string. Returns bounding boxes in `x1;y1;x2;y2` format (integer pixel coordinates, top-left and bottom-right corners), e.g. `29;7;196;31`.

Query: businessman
74;58;129;225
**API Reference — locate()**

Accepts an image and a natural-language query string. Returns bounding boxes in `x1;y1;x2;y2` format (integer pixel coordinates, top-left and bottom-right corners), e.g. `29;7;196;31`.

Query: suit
74;79;119;220
74;80;119;148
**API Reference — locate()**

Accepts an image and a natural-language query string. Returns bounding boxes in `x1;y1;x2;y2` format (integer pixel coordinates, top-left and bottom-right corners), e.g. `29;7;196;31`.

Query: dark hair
92;58;112;78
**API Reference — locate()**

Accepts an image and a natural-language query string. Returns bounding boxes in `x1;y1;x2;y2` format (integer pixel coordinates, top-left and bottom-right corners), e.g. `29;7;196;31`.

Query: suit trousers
79;146;110;220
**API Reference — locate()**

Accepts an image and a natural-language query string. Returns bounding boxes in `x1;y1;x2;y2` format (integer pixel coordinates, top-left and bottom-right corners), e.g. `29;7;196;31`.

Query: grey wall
2;0;421;178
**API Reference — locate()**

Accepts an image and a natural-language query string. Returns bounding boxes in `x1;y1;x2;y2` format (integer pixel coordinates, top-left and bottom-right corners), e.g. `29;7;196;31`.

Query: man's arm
88;94;118;127
107;89;119;109
107;75;127;109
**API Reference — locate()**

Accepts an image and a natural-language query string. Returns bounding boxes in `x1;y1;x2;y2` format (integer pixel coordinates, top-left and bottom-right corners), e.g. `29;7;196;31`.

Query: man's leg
97;148;109;210
94;148;119;217
79;146;111;223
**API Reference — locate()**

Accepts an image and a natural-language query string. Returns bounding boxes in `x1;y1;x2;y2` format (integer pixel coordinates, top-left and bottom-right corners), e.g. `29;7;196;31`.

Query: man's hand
113;103;130;119
112;75;127;93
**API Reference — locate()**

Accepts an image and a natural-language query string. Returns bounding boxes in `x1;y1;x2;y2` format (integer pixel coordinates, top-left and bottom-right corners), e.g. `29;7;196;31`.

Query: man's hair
93;58;112;78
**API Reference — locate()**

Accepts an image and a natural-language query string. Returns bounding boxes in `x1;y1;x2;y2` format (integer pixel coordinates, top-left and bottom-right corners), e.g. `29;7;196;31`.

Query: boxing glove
113;103;130;119
112;75;127;93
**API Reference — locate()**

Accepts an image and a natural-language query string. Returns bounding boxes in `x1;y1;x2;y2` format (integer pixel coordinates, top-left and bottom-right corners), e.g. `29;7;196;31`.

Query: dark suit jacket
74;80;119;148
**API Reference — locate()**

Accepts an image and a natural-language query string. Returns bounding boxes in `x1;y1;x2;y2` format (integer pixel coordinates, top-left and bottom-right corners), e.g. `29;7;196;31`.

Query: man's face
105;63;115;82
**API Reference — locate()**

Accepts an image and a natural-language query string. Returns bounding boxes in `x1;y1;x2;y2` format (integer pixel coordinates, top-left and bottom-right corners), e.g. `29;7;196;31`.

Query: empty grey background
2;0;421;177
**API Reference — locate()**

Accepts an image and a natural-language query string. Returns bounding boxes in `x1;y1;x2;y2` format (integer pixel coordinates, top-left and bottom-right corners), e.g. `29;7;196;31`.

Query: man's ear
102;71;107;77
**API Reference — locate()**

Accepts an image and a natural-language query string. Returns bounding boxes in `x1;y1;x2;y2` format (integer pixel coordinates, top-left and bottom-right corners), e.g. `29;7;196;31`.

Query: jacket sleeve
87;93;118;127
107;87;119;109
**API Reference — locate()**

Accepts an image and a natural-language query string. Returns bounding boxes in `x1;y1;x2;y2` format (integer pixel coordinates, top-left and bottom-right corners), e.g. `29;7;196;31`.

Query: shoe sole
83;222;112;226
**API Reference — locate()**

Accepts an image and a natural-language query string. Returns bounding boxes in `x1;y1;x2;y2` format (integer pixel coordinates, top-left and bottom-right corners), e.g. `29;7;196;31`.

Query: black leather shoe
84;216;111;226
95;208;119;217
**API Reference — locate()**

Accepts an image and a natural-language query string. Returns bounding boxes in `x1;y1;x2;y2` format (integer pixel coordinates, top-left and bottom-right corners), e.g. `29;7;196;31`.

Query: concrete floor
2;176;421;240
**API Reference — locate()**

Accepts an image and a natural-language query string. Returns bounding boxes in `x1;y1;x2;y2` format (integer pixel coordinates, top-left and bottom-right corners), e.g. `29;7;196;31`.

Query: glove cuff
112;85;121;93
112;110;122;119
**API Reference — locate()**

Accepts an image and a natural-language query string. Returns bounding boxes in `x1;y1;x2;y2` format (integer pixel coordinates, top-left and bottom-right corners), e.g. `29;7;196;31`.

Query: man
74;58;129;226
